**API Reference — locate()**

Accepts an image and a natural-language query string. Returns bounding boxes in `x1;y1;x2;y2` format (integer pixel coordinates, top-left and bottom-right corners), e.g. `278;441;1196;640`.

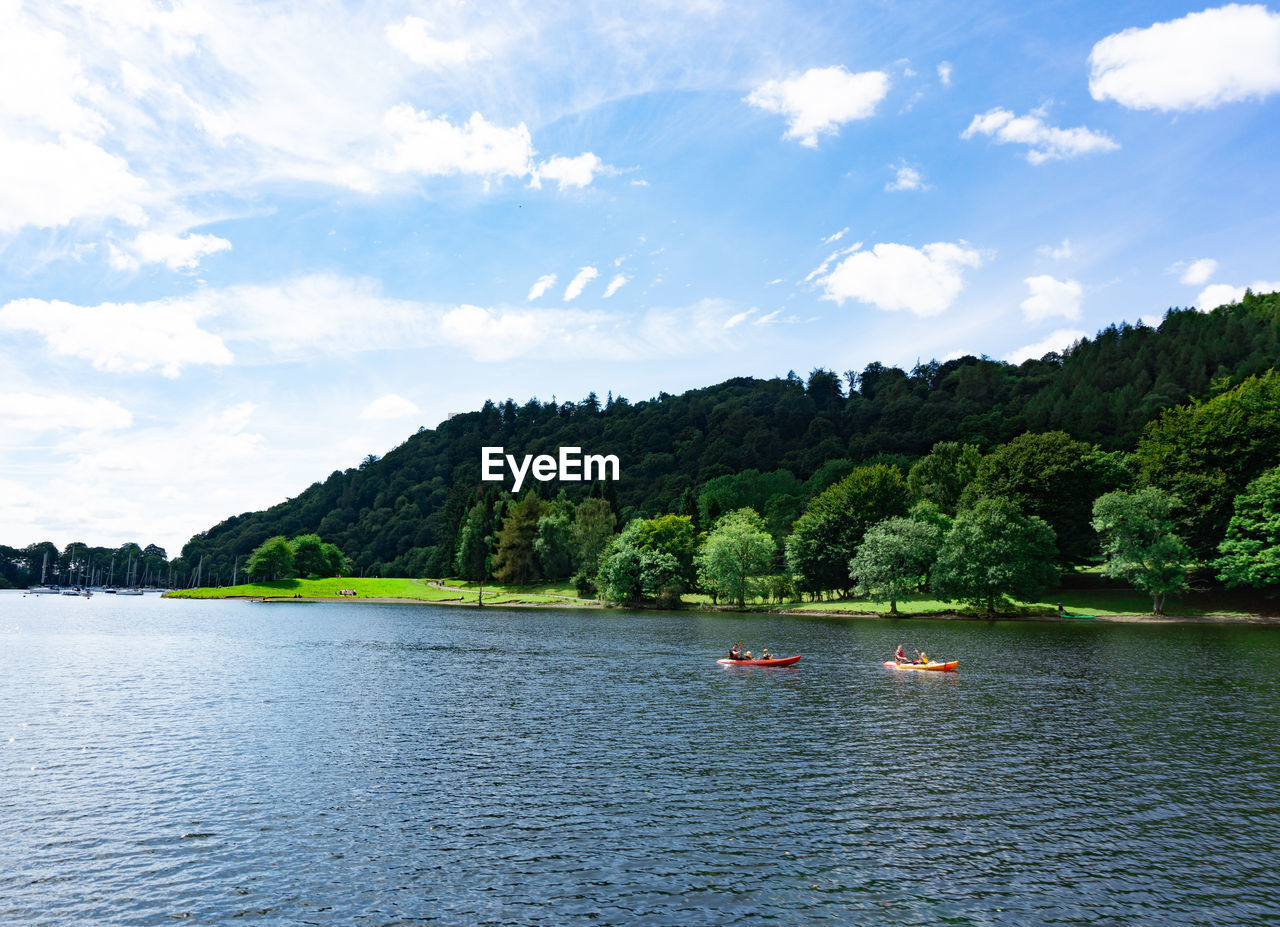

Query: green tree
933;498;1058;616
696;508;775;607
961;431;1109;565
247;536;295;580
908;441;981;515
292;534;329;577
1091;488;1191;614
785;464;910;597
1215;466;1280;588
596;536;682;605
849;516;943;614
571;497;617;576
492;492;547;585
453;501;491;581
627;513;698;586
1136;371;1280;559
534;509;576;580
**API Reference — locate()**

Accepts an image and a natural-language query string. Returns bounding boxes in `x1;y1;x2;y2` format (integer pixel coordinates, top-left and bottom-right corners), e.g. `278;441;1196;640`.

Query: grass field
165;576;595;607
165;575;1275;618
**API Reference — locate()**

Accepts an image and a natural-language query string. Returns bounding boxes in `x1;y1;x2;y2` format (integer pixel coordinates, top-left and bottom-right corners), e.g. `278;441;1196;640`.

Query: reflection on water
2;593;1277;925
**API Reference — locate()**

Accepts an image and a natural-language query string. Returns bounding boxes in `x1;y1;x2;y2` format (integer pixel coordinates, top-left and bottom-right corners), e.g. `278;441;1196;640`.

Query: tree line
9;292;1277;599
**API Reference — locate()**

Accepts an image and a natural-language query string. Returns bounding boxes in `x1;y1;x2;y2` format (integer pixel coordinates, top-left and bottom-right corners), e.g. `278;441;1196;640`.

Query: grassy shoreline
162;577;1280;624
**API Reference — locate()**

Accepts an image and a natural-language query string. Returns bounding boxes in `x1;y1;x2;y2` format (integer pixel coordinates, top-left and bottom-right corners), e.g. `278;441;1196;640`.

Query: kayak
717;655;802;667
884;659;958;672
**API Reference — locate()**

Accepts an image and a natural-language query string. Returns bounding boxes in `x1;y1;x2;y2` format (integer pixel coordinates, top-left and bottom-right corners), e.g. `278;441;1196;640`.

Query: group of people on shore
727;641;773;661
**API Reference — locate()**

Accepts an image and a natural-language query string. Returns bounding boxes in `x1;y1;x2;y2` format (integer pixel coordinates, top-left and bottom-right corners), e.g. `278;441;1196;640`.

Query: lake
2;592;1278;925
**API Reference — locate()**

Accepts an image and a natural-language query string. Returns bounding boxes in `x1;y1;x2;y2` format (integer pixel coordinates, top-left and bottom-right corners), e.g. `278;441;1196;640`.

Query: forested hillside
167;292;1280;586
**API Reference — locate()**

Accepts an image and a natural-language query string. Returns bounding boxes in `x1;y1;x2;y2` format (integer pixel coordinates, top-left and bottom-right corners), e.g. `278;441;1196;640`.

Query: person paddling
894;644;907;664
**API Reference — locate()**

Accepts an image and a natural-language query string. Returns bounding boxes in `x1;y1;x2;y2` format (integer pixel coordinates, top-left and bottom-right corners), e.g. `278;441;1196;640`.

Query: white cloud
439;304;613;362
0;134;149;233
962;108;1118;164
937;61;953;86
820;242;984;316
361;394;421;421
1005;329;1088;364
724;309;755;328
111;231;232;272
386;15;487;69
0;392;133;432
746;66;890;147
1037;239;1073;260
1196;280;1280;309
527;273;557;300
823;227;849;244
1177;258;1219;286
886;162;927;191
530;152;607;190
0;296;233;378
603;274;629;298
564;266;599;301
1089;5;1280;111
377;106;534;179
1021;275;1083;321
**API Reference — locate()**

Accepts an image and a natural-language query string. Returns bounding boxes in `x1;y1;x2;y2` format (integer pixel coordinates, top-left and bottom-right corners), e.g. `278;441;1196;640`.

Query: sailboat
27;552;61;594
117;555;143;595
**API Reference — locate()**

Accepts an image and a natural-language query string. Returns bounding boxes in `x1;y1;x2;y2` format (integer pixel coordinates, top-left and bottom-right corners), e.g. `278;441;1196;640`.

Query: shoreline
203;593;1280;625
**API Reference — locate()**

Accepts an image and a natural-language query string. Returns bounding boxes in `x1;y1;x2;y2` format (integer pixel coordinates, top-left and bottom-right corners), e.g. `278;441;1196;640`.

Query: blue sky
2;0;1279;554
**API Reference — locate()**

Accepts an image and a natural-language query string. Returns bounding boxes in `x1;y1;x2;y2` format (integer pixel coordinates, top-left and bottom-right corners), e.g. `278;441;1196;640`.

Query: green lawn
165;576;595;606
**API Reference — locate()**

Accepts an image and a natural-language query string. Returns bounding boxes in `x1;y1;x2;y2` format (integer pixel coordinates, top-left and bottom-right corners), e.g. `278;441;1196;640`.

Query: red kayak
717;655;802;667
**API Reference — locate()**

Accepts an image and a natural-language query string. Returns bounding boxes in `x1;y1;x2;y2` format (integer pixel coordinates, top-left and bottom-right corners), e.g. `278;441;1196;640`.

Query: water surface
3;593;1277;924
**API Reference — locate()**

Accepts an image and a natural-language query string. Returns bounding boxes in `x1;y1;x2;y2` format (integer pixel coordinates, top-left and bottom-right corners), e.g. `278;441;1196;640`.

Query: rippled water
3;592;1278;925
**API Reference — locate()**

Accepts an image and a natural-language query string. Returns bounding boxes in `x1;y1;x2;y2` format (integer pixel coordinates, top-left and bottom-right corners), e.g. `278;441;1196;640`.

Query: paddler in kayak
728;641;746;659
915;649;930;665
894;644;907;664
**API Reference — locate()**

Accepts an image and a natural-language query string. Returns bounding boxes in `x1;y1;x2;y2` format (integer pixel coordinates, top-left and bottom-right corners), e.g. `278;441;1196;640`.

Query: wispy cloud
603;274;629;298
527;273;557;300
564;266;599;301
962;107;1118;163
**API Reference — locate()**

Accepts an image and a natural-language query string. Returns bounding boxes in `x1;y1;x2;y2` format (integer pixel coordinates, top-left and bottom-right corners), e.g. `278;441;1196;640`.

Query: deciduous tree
1215;466;1280;588
696;508;775;608
933;498;1058;616
1091;488;1191;615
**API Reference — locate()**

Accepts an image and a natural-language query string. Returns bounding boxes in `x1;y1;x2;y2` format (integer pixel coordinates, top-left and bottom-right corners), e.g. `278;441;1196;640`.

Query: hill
175;292;1280;583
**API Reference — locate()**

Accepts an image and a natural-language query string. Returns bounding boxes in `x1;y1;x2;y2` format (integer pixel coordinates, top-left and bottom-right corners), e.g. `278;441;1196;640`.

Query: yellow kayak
884;660;958;672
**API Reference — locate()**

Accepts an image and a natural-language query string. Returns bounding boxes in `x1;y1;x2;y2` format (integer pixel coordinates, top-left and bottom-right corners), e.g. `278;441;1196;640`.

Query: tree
1215;466;1280;588
492;492;547;585
453;501;491;581
1091;488;1192;614
785;464;910;597
932;498;1058;616
1136;371;1280;559
571;497;616;576
534;510;576;580
247;536;295;580
960;431;1109;565
908;441;981;515
292;534;329;577
596;536;682;605
696;508;775;608
849;516;943;614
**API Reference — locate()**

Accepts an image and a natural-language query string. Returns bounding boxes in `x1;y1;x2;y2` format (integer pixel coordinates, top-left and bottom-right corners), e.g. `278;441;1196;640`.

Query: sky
2;0;1280;556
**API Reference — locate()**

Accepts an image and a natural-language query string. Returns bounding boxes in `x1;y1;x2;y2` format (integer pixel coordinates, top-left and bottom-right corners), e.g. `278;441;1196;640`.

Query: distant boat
27;552;61;593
